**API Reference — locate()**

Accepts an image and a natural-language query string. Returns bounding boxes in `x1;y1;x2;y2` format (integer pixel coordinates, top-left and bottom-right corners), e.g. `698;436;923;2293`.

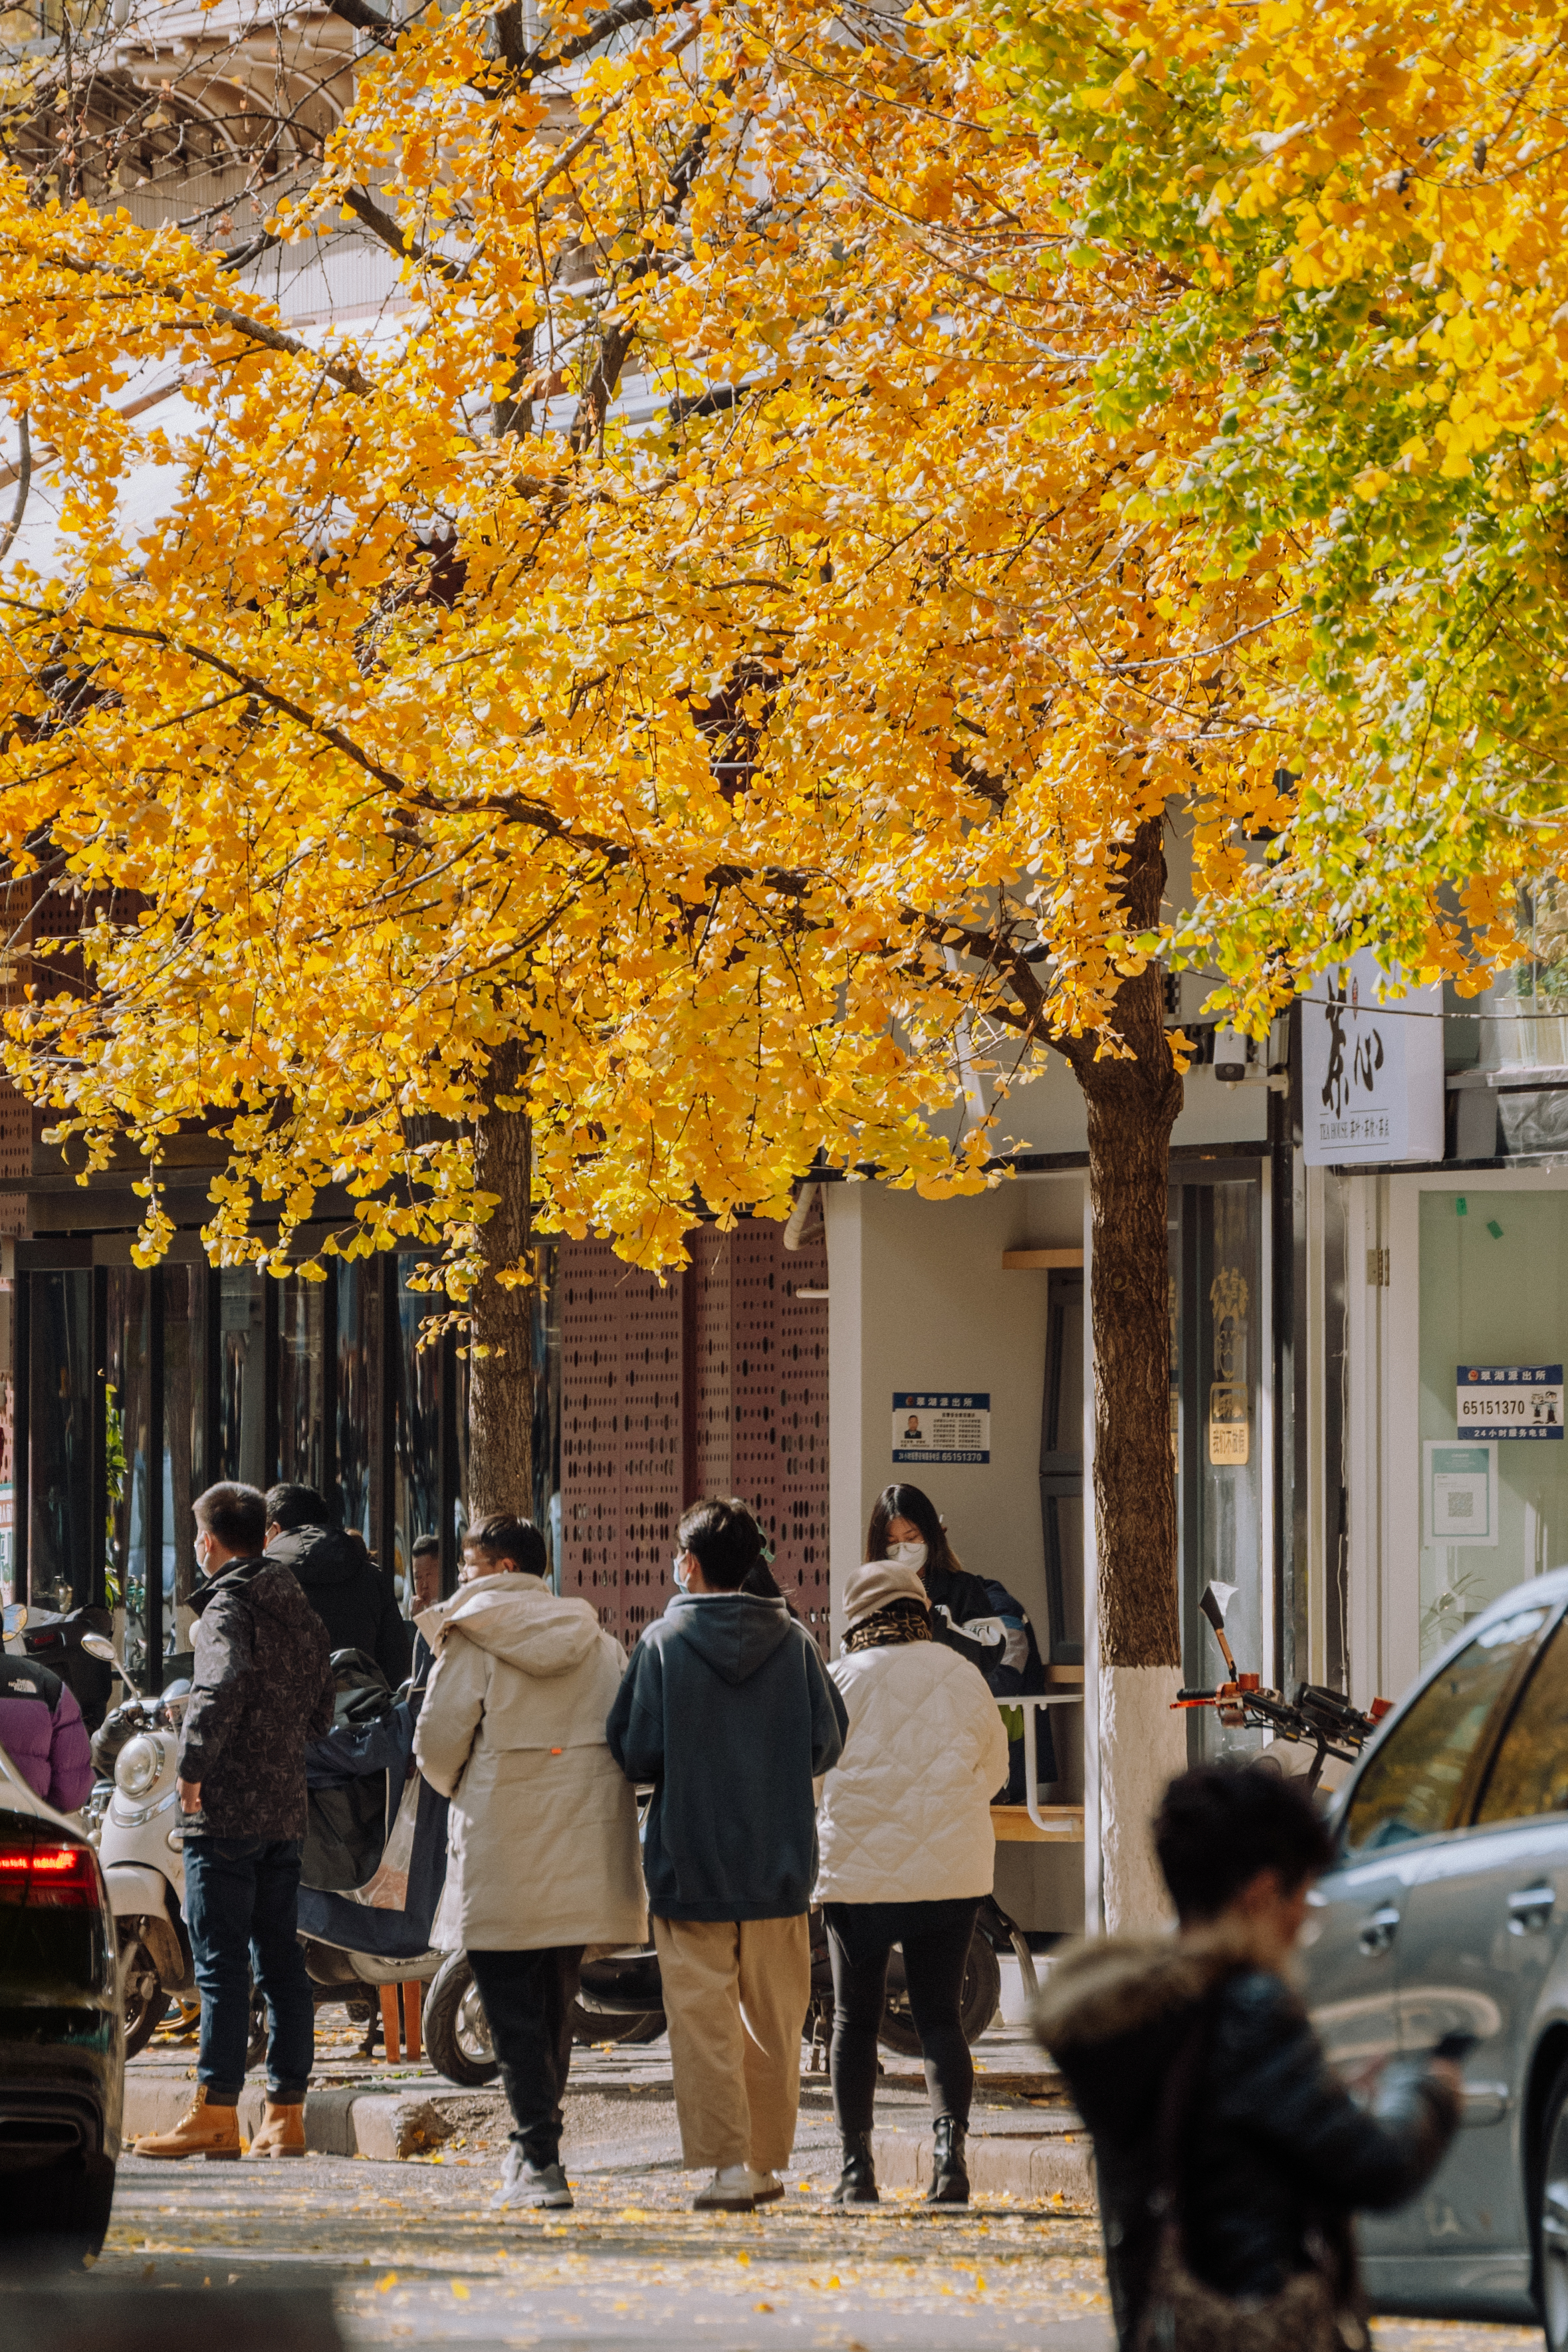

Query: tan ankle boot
136;2087;242;2161
249;2100;306;2159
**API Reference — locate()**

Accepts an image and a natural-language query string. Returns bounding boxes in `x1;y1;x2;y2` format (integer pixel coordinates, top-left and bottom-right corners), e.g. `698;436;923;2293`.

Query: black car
0;1740;122;2259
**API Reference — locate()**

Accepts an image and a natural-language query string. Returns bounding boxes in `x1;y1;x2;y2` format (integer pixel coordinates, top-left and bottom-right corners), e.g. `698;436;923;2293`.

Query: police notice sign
1456;1364;1565;1439
893;1393;991;1465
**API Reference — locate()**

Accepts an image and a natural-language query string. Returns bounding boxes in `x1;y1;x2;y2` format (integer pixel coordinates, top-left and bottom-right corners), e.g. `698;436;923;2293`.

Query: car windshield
1342;1606;1550;1855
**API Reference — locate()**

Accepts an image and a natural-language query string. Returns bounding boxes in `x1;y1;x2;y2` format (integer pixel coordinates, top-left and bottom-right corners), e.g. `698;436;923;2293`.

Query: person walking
136;1481;334;2162
606;1498;847;2213
814;1558;1008;2208
0;1646;94;1812
413;1512;645;2212
265;1482;411;1688
863;1484;1050;1796
1034;1763;1460;2350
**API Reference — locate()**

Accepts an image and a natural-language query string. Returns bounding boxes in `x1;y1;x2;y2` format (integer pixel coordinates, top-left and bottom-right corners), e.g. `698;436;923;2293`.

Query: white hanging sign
1301;951;1444;1166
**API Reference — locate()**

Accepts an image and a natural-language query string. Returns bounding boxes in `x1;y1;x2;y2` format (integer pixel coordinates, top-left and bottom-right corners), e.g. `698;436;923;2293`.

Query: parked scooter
80;1630;267;2061
423;1891;1037;2089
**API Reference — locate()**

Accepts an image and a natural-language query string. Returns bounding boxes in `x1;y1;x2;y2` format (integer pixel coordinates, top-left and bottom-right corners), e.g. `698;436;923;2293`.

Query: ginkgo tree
0;0;1556;1921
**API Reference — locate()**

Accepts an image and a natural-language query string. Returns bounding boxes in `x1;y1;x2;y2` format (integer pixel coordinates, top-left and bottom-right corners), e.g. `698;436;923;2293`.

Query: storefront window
29;1270;92;1612
217;1267;265;1487
278;1274;324;1492
163;1264;205;1658
1173;1175;1266;1758
106;1269;152;1682
336;1260;378;1546
1418;1188;1568;1661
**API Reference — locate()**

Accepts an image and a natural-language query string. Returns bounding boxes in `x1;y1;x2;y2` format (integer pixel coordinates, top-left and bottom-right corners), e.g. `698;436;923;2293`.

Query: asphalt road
32;2139;1543;2352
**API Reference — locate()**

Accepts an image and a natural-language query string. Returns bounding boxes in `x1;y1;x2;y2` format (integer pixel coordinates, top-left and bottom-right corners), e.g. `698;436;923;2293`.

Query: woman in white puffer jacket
814;1559;1009;2210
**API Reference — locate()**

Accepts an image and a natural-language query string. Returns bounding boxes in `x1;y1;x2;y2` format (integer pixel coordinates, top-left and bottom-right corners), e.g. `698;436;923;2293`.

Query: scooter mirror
1199;1581;1238;1635
81;1633;122;1667
1;1601;25;1638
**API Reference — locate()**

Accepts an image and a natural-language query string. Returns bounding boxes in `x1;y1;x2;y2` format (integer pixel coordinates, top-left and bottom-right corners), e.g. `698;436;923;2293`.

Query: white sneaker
693;2163;756;2211
491;2145;574;2210
747;2168;786;2206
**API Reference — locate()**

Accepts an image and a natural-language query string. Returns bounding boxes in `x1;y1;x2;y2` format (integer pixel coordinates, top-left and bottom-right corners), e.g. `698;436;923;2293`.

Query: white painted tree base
1096;1663;1189;1933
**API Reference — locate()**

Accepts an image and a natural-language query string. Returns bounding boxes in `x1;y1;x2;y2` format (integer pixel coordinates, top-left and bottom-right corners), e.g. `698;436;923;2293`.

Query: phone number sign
1457;1364;1565;1439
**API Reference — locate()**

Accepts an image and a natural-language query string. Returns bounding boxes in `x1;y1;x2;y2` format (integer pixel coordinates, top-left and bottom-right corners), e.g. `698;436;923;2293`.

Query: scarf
843;1597;934;1654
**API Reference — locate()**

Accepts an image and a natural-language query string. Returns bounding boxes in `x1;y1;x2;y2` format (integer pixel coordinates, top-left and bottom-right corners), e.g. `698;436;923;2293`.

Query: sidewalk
122;1976;1096;2207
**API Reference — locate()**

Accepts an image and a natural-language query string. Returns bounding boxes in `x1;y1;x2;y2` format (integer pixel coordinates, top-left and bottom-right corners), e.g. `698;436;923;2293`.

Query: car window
1476;1615;1568;1824
1342;1607;1549;1855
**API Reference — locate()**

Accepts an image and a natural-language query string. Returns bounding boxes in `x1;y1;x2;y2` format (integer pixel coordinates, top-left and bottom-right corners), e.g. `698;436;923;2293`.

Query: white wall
824;1174;1088;1933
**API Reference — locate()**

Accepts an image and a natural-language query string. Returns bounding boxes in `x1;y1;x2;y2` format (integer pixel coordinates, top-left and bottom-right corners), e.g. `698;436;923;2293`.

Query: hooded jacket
178;1554;336;1838
413;1573;646;1952
0;1652;94;1812
814;1639;1008;1905
606;1591;848;1922
267;1524;411;1689
1034;1933;1458;2347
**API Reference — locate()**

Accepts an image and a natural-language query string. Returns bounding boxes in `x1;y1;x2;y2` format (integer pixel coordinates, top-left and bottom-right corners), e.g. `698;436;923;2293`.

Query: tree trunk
1068;816;1188;1932
465;1039;535;1524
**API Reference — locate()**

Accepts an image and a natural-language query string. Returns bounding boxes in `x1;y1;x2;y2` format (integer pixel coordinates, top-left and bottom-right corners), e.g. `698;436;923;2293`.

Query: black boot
830;2131;879;2206
926;2117;969;2205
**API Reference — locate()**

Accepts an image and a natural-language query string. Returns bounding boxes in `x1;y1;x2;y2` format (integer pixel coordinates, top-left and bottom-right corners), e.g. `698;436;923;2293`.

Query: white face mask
673;1553;693;1592
888;1539;928;1574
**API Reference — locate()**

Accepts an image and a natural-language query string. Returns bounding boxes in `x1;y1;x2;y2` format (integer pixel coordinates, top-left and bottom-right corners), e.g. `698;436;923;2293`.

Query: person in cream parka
413;1513;645;2214
814;1558;1009;2210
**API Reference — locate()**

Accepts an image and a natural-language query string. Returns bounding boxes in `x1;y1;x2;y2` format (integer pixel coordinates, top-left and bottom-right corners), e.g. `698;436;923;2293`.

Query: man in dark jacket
1036;1764;1459;2349
265;1482;411;1688
135;1481;334;2165
607;1497;847;2214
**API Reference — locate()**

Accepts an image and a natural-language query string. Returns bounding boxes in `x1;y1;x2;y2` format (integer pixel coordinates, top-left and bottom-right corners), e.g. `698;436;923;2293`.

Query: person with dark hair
414;1511;645;2212
265;1482;411;1689
815;1559;1009;2208
606;1496;848;2213
864;1484;1051;1798
136;1482;335;2163
410;1533;442;1613
1035;1763;1460;2349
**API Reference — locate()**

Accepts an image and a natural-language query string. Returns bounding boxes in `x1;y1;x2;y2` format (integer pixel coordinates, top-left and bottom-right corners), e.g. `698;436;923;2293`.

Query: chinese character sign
892;1392;991;1465
1301;950;1444;1167
1456;1365;1565;1439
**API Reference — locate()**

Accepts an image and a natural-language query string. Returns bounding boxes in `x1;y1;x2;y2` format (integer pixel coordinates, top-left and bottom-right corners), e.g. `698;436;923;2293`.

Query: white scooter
80;1631;265;2061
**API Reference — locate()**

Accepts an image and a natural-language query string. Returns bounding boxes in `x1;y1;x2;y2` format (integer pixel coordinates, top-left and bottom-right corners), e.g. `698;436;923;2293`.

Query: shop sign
893;1391;990;1465
1301;951;1444;1167
1456;1363;1564;1438
1208;1383;1250;1465
1426;1440;1499;1545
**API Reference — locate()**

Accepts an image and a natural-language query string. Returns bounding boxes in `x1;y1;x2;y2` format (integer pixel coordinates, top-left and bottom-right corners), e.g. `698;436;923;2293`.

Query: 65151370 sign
1456;1364;1565;1439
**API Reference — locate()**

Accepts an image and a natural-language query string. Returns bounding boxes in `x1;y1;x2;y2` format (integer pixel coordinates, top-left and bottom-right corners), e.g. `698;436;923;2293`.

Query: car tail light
0;1839;100;1909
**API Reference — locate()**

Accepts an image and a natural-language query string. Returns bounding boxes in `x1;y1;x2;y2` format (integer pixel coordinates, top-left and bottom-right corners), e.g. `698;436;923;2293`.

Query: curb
870;2126;1095;2207
122;2079;1097;2207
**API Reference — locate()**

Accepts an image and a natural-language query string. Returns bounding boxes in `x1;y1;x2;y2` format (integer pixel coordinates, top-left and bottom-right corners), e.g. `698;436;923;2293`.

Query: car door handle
1359;1905;1401;1956
1508;1885;1556;1935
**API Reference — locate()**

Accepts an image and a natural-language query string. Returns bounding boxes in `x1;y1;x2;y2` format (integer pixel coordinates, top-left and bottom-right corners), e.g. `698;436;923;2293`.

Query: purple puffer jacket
0;1652;95;1811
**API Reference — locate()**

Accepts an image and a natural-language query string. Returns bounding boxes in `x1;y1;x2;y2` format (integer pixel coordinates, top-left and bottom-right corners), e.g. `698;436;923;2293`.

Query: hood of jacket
1033;1924;1258;2056
665;1590;794;1686
267;1524;367;1591
415;1573;604;1679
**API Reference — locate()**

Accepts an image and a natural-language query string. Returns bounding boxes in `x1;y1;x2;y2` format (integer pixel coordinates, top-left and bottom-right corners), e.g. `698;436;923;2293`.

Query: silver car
1303;1567;1568;2341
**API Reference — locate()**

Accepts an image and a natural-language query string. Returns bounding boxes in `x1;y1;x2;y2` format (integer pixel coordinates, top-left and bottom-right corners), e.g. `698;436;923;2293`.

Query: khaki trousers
653;1913;810;2173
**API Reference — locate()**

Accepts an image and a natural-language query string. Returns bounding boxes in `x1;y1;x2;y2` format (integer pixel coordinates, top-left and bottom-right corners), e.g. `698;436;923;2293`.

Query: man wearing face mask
607;1498;847;2214
864;1484;1052;1799
135;1482;335;2164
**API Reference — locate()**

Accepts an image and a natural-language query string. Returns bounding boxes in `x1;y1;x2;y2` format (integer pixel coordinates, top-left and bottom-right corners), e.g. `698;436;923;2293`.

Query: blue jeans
183;1834;314;2103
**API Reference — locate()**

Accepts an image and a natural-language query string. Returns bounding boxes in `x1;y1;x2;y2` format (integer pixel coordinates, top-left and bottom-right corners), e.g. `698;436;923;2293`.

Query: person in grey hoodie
606;1498;847;2214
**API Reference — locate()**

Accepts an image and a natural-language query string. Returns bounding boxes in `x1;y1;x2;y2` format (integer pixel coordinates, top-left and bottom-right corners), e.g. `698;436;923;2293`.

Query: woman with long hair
864;1484;1053;1792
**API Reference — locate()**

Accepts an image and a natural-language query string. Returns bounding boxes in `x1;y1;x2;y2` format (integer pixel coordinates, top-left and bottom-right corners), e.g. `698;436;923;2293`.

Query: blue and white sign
1456;1364;1565;1439
893;1391;990;1465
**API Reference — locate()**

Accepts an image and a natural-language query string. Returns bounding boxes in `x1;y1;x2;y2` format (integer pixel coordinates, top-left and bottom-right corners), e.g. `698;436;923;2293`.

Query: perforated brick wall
558;1218;830;1654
